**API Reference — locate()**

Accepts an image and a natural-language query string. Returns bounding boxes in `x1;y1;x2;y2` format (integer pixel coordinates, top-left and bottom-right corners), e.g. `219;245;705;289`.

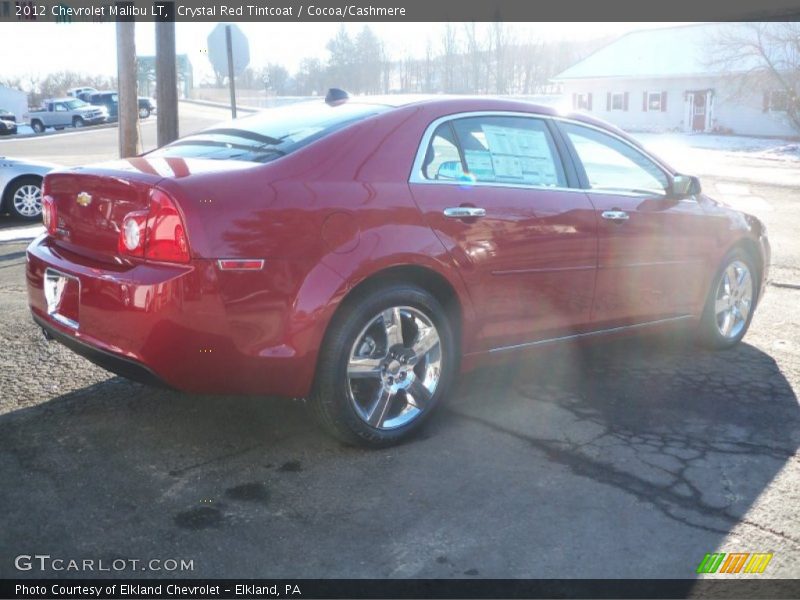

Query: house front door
691;92;707;132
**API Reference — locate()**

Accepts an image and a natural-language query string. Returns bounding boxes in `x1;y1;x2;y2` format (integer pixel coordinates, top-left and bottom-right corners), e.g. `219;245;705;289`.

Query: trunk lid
46;167;162;263
45;157;259;263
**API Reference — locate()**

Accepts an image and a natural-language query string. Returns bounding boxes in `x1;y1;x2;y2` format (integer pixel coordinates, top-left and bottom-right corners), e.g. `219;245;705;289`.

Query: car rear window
147;101;390;163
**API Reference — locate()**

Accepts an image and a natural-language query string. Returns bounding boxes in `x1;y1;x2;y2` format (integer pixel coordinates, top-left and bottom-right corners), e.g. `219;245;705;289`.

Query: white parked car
0;156;58;219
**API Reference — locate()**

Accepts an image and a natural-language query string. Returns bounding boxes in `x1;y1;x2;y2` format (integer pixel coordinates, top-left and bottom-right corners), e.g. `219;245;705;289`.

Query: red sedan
27;94;770;446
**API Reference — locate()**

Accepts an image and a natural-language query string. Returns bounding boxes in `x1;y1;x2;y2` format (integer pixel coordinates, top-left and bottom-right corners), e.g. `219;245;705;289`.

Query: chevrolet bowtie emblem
76;192;92;207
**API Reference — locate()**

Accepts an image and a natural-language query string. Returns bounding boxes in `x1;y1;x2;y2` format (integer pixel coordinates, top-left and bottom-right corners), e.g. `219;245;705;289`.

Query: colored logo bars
696;552;773;574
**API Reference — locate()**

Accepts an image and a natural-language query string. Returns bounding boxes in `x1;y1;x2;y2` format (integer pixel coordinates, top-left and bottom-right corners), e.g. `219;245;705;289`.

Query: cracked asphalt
1;129;799;580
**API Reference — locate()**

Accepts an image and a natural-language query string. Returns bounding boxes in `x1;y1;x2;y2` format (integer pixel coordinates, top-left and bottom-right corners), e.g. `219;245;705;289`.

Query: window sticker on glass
480;124;559;186
492;155;523;179
464;150;495;181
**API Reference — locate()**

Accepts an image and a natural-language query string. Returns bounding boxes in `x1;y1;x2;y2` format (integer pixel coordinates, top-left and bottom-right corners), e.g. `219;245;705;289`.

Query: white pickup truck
27;98;108;133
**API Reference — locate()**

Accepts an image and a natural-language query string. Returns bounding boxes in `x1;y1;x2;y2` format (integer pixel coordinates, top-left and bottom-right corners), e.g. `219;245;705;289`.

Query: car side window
560;122;669;194
55;103;67;112
448;116;566;187
422;123;462;180
421;116;567;188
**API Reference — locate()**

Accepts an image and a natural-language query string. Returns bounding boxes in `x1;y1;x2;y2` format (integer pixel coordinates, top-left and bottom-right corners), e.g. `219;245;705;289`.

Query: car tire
309;283;456;447
73;117;85;128
30;120;45;134
5;176;44;220
698;249;758;350
138;107;150;119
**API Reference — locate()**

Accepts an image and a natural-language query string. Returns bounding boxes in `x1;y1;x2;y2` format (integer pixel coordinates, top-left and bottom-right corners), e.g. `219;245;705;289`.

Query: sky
0;22;693;84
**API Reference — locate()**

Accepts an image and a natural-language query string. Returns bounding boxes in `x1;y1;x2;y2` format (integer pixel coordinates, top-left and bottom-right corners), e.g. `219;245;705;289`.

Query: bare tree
355;26;383;94
710;23;800;132
441;24;459;93
463;23;487;93
326;26;357;90
295;58;327;95
262;63;290;95
489;22;512;94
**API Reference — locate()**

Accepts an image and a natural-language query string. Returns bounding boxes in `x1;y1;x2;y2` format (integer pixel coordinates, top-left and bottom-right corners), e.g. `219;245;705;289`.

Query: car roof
344;94;641;136
321;94;591;120
344;94;557;110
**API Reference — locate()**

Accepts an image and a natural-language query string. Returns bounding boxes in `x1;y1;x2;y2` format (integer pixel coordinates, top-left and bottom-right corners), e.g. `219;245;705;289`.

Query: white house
553;23;798;138
0;85;27;122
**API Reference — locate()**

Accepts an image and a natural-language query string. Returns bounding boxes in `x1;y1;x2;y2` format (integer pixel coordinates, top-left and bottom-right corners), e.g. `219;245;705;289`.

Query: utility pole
116;16;138;158
156;2;179;146
226;25;237;119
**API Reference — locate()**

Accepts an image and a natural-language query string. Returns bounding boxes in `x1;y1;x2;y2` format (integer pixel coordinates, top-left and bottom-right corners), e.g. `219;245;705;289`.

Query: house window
642;91;667;112
573;93;592;111
606;92;629;111
766;90;789;112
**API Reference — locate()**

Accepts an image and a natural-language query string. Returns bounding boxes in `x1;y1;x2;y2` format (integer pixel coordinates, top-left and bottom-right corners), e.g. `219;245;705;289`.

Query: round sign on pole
207;23;250;77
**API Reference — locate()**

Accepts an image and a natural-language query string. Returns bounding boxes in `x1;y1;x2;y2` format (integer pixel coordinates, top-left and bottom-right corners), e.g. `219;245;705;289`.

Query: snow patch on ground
0;225;43;242
751;143;800;162
633;133;800;158
631;132;800;187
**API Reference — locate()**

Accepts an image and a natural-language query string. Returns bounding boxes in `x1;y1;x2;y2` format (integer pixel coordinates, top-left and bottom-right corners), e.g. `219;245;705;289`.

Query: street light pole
116;15;139;158
156;2;179;146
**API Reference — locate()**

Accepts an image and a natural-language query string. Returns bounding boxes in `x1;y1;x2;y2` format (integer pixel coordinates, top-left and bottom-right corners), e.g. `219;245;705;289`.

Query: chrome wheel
714;260;753;339
12;183;43;218
347;306;442;430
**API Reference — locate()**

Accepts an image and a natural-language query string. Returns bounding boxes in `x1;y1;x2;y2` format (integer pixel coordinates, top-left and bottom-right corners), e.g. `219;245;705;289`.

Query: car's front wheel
699;249;757;349
73;117;85;128
309;283;455;447
6;177;43;220
138;107;150;119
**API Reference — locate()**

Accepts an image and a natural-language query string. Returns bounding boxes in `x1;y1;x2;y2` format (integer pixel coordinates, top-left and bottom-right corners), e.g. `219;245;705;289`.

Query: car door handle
601;210;630;222
443;207;486;218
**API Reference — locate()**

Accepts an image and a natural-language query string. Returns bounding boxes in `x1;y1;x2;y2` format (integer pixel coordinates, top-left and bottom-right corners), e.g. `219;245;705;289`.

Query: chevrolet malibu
26;95;770;446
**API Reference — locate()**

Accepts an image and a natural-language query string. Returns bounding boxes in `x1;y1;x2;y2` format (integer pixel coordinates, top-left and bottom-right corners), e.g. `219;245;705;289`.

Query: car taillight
145;189;190;263
118;210;147;257
42;195;56;234
117;189;190;264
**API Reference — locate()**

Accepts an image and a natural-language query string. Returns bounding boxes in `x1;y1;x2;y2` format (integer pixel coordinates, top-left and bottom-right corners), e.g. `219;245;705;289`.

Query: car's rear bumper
34;313;169;388
26;235;318;397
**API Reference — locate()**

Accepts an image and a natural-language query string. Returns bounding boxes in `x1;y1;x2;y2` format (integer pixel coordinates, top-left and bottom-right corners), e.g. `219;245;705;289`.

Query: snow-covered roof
553;23;780;81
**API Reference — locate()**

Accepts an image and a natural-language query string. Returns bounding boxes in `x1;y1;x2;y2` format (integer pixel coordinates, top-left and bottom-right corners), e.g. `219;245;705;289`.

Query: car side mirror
671;174;701;199
436;160;466;181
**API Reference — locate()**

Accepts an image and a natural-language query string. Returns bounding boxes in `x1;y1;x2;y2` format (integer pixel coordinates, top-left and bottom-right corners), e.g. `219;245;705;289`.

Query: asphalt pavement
0;101;235;167
0;110;798;580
